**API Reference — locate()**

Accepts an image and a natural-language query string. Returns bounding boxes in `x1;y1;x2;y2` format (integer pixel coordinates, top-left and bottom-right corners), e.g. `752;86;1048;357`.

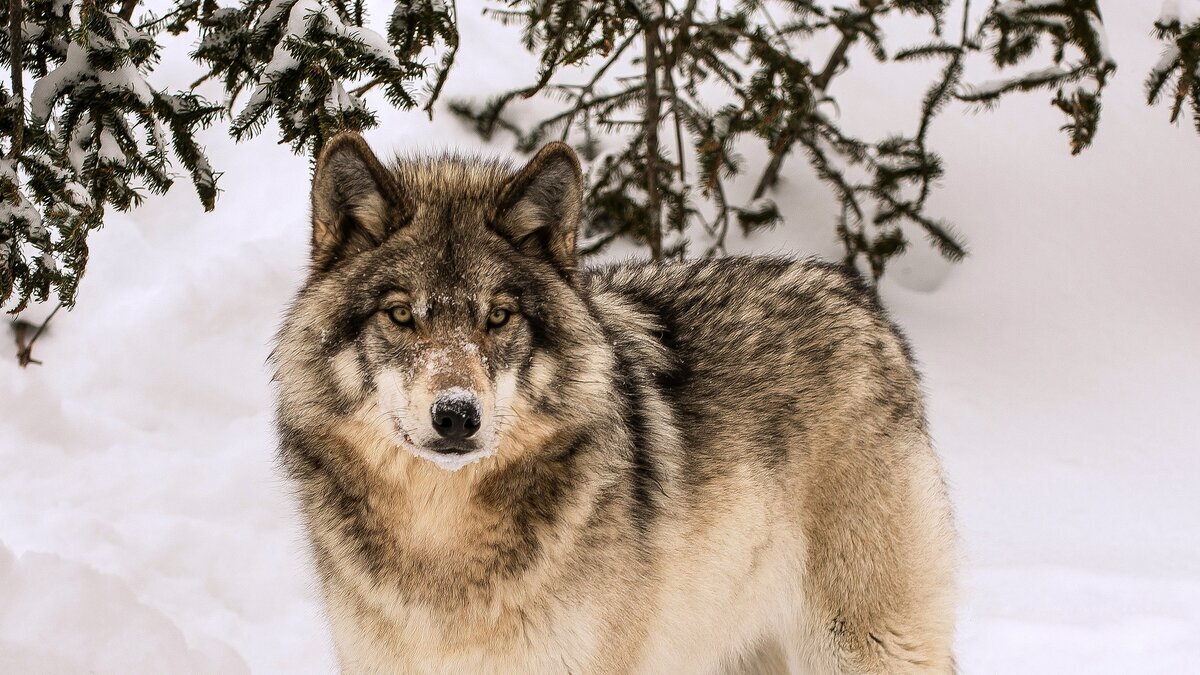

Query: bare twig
118;0;139;22
423;0;459;119
13;303;60;367
351;76;385;97
662;0;696;185
551;30;640;142
643;21;663;261
752;0;885;200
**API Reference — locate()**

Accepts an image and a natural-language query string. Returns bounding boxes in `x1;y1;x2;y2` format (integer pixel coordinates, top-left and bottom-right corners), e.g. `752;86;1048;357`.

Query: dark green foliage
2;0;1197;315
961;0;1116;154
452;0;1182;277
1;0;221;311
454;0;970;273
2;0;456;312
1147;7;1200;132
186;0;437;155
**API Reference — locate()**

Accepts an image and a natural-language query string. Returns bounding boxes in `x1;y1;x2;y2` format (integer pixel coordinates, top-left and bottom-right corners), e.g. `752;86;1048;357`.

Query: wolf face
275;134;605;473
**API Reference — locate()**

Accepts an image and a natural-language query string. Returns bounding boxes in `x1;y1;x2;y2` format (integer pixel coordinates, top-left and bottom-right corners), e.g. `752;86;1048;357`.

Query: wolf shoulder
581;255;915;374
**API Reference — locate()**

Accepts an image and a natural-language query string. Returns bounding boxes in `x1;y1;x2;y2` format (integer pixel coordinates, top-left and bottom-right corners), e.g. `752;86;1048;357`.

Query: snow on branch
4;0;457;312
193;0;456;155
3;3;219;311
1147;0;1200;130
961;0;1116;153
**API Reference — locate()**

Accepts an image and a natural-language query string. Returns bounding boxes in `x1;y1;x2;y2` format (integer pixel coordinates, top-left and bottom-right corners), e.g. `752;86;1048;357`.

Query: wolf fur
273;133;957;674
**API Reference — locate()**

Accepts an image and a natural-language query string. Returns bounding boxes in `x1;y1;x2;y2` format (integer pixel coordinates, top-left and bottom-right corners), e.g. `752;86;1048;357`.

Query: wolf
272;132;957;674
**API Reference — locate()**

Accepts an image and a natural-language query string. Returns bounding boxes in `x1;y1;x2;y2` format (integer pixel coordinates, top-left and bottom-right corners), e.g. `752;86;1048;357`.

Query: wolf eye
487;308;511;328
387;305;414;327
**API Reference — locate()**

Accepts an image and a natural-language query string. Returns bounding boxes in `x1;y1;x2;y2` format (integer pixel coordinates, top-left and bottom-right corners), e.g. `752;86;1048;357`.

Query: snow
67;114;93;175
98;129;126;166
327;21;399;68
1150;45;1182;82
31;38;157;124
993;0;1062;20
1158;0;1200;28
0;542;248;674
2;1;1199;672
260;44;299;81
967;65;1068;99
37;252;57;273
108;13;149;49
29;41;89;122
0;160;44;230
326;80;364;114
257;0;298;29
1086;10;1116;69
740;197;777;215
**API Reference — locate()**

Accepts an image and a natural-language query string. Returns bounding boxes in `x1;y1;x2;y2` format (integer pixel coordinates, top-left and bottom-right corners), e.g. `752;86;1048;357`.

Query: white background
2;1;1198;672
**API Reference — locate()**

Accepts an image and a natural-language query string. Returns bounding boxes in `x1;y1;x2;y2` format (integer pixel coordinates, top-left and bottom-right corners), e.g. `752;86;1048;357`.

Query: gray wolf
272;132;957;673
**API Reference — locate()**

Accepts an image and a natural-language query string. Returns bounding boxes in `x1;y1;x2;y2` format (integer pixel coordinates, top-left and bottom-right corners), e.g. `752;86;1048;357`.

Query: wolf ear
493;142;583;280
310;132;407;270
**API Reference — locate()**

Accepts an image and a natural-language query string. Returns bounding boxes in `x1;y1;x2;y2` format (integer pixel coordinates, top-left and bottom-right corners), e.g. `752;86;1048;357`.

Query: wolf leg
786;436;956;675
719;636;790;675
777;619;955;675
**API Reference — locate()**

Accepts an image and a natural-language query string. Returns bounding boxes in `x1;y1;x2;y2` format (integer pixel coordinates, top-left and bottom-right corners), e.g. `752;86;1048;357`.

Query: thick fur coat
273;133;957;674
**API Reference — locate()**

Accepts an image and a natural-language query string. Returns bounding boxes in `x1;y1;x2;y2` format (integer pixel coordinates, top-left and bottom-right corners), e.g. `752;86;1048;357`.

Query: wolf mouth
405;443;494;472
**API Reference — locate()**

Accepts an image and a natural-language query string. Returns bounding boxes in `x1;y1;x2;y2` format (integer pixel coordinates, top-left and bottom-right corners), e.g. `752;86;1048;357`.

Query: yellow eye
487;308;511;328
388;305;414;326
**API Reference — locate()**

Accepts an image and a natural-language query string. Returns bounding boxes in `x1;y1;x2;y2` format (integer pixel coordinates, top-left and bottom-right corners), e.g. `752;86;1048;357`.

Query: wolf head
274;133;612;476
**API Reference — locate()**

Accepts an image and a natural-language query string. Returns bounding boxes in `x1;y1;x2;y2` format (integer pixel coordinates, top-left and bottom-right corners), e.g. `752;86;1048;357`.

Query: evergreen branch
643;18;663;261
661;56;687;184
814;0;886;91
912;0;973;204
1146;14;1200;131
423;31;457;118
752;0;886;200
351;76;382;95
6;0;22;160
519;29;640;145
959;63;1088;102
118;0;139;22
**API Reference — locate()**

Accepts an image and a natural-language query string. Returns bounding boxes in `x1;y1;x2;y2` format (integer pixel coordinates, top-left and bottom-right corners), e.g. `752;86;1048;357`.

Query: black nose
430;393;481;441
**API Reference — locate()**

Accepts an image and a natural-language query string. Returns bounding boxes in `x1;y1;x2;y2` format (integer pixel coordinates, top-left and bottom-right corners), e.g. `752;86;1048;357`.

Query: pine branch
752;0;885;200
643;20;663;262
813;1;885;92
351;76;384;96
489;29;639;148
422;0;458;118
118;0;138;22
6;0;21;160
1146;10;1200;132
663;0;696;185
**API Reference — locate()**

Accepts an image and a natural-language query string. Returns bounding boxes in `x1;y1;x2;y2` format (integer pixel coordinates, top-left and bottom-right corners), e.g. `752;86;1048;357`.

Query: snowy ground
2;2;1199;673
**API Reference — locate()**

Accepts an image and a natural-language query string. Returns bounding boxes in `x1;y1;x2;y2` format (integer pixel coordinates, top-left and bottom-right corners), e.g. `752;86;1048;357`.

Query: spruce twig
643;19;663;261
752;0;884;200
6;0;21;160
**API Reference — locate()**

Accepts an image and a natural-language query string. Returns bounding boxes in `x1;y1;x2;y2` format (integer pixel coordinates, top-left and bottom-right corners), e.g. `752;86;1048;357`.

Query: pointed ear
493;142;583;280
310;132;408;270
